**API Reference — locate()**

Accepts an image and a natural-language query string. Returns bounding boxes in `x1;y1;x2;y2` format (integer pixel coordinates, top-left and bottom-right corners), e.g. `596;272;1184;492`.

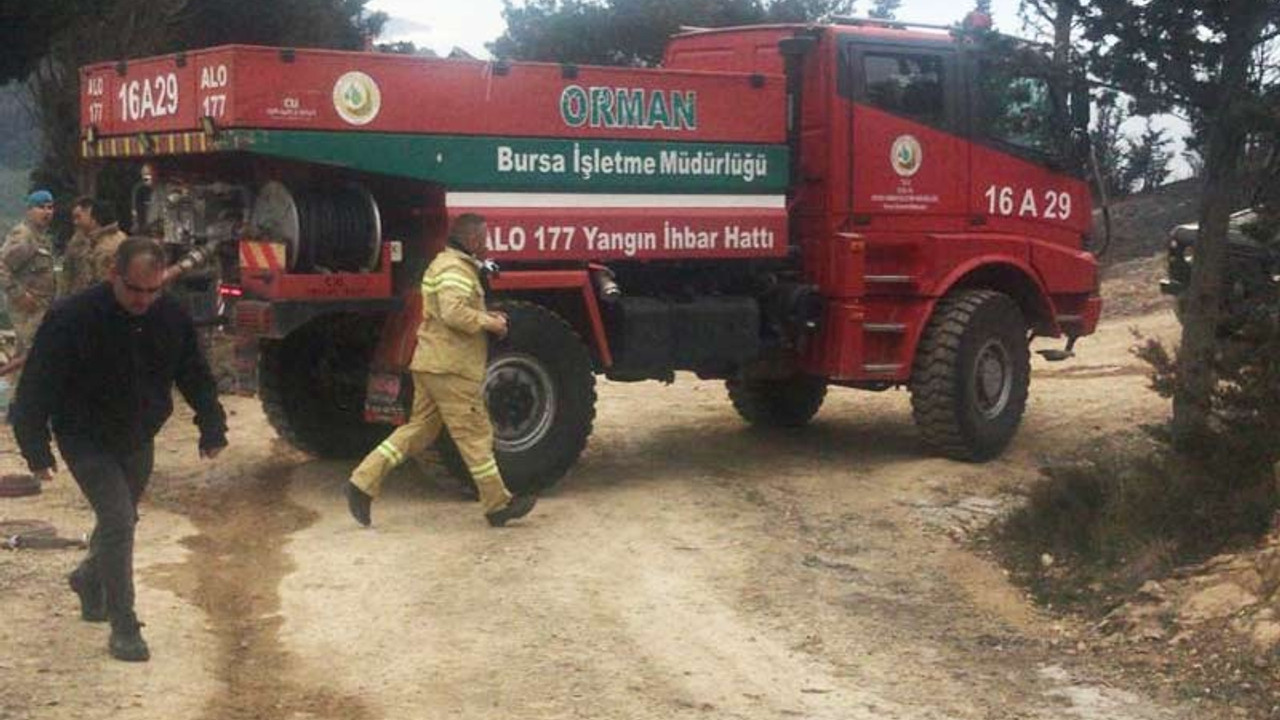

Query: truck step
864;322;907;334
863;363;904;375
1036;349;1075;362
864;275;919;290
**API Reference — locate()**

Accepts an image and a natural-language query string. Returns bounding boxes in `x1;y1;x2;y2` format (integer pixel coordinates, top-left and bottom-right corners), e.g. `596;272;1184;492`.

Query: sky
368;0;1028;58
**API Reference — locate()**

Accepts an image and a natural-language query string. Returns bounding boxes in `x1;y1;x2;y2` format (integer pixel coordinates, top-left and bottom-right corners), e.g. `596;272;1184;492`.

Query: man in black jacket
9;237;228;662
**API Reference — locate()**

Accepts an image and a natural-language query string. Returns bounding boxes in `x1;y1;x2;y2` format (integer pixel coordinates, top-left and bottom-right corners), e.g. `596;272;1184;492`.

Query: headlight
1168;239;1193;263
1166;238;1193;286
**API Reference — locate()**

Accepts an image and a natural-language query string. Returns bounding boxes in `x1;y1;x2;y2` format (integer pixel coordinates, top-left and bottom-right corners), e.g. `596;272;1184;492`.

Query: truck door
843;42;967;224
967;54;1088;236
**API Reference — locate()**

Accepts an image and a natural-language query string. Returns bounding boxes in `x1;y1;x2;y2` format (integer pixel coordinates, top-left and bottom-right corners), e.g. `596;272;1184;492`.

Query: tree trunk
1170;10;1264;446
1049;0;1075;158
1051;0;1074;69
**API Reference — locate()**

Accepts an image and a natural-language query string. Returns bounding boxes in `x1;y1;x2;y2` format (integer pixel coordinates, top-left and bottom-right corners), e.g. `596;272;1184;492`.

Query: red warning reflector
239;241;287;272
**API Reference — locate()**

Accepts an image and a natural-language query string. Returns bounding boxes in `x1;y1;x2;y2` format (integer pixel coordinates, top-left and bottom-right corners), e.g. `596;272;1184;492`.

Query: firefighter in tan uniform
344;214;537;528
63;196;127;296
1;190;57;362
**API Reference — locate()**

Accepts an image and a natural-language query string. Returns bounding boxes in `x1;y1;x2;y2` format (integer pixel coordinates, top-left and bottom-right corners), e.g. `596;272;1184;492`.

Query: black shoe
108;622;150;662
345;481;372;527
68;569;107;623
486;494;537;528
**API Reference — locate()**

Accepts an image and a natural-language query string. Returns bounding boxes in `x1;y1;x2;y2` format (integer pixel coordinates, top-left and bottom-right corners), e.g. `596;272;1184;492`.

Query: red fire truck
78;17;1101;492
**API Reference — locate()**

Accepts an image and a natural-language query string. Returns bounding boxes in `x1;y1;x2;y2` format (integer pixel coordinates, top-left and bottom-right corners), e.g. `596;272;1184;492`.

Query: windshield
979;72;1058;155
973;43;1084;172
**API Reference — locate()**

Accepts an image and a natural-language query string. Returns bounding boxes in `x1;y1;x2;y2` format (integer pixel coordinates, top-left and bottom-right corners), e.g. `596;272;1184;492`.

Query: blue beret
26;190;53;207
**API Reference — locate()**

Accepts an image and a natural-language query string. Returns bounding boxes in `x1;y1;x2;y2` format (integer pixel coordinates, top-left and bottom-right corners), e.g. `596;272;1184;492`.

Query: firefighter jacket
0;219;56;314
409;246;491;382
62;223;127;296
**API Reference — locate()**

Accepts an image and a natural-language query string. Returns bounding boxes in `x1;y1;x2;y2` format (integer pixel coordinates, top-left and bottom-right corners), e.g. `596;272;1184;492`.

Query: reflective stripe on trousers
349;372;512;515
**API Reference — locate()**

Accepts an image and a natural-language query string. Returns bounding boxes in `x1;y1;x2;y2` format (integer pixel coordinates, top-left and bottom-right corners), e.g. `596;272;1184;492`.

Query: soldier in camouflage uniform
1;190;57;360
344;213;538;528
63;197;127;296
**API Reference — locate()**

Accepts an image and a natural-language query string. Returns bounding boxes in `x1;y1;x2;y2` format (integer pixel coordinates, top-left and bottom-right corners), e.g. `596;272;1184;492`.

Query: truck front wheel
909;289;1030;462
435;301;597;495
726;373;827;428
259;316;389;459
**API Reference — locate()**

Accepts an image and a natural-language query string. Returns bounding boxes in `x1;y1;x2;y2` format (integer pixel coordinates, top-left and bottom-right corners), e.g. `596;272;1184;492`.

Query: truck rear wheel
259;316;389;459
909;289;1030;461
726;373;827;428
434;301;596;495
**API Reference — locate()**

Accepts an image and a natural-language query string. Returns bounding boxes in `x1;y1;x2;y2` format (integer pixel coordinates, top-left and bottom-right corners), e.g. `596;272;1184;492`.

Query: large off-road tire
435;301;596;496
409;446;480;499
259;315;389;459
909;289;1030;462
726;374;827;428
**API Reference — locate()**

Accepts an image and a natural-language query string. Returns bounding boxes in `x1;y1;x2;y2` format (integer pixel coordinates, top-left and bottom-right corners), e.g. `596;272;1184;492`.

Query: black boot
68;568;107;623
108;619;150;662
486;494;537;527
345;481;372;527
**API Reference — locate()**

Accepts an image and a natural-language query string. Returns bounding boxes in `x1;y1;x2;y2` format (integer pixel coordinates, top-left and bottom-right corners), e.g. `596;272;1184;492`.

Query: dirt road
1;306;1199;720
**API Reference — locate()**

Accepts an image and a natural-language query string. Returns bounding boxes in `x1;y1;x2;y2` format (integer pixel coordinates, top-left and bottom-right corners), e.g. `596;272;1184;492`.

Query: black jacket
10;283;227;470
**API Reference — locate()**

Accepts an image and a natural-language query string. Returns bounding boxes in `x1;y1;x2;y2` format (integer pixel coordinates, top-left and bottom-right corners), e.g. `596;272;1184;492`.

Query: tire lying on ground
909;289;1030;462
434;301;596;496
259;314;390;459
726;373;827;428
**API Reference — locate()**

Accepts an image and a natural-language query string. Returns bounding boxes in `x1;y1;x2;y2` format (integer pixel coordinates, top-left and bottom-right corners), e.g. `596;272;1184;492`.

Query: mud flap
364;371;410;425
229;334;261;396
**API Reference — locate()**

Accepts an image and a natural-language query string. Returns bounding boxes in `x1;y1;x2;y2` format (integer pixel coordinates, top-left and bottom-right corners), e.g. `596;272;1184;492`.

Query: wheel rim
971;339;1012;420
484;354;556;453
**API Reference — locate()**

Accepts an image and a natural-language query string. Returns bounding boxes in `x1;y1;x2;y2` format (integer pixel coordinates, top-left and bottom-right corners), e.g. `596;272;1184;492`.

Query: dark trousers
59;437;154;629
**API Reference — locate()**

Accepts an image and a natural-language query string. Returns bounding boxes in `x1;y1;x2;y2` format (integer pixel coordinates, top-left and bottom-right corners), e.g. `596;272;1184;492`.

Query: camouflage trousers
7;308;46;387
350;372;513;515
12;308;45;356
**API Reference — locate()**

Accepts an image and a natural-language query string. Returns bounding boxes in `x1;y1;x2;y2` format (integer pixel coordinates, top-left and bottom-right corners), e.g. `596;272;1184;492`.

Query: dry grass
993;431;1277;609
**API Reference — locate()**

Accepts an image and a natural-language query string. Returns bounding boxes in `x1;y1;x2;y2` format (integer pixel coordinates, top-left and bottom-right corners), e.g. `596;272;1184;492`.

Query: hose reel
250;181;382;272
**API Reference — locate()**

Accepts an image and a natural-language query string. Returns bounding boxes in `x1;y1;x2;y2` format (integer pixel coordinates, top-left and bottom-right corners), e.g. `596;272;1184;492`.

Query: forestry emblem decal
891;135;923;177
333;71;381;125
